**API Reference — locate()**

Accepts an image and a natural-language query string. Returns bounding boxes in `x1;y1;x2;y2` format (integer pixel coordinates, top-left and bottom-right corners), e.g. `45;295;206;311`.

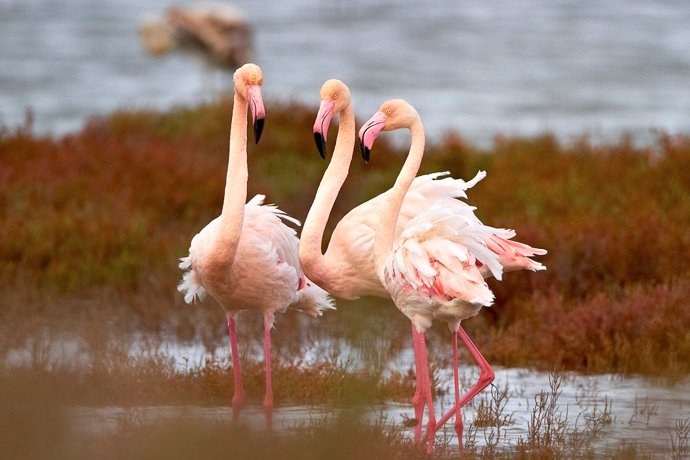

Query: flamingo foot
412;398;425;445
423;407;437;452
455;416;464;453
263;400;274;432
231;393;245;423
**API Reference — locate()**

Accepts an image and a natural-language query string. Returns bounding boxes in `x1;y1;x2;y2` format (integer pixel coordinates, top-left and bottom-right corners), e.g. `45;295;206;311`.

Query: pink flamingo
178;63;334;426
358;98;547;451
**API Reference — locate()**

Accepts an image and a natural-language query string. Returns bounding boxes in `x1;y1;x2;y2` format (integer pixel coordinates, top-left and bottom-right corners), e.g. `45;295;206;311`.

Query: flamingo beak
247;85;265;144
313;99;335;159
358;111;387;164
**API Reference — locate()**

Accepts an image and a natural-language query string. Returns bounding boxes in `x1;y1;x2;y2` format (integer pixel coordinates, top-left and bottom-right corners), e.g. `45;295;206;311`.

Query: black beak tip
360;142;370;164
314;132;326;159
253;117;265;144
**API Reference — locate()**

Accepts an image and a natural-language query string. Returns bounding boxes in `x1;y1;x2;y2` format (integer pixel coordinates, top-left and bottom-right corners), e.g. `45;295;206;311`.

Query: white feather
178;194;334;317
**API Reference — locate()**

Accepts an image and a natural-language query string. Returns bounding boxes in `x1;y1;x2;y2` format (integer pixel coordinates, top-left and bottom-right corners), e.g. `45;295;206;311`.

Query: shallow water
6;329;689;453
66;366;689;455
1;0;689;145
6;331;689;453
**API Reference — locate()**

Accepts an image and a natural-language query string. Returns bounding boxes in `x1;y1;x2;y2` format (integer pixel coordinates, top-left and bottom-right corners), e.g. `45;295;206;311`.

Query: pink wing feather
385;196;546;306
385;202;499;306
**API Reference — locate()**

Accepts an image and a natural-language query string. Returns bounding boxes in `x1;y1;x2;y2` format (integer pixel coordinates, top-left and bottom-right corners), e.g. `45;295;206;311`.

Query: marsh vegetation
1;100;689;457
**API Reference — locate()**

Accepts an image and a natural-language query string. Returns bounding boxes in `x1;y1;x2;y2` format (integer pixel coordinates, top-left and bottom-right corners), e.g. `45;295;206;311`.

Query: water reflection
67;366;689;454
3;303;688;455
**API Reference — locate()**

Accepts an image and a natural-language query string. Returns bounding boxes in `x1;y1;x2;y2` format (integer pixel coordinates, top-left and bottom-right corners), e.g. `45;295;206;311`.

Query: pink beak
358;111;387;163
313;99;335;159
247;85;265;144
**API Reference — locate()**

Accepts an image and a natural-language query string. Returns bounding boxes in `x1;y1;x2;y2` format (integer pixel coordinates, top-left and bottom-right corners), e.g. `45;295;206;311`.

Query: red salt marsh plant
493;279;690;377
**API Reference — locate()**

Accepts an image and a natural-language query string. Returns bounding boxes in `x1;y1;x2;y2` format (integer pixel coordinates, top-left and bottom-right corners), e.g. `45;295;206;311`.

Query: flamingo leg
411;324;426;445
419;332;436;453
263;314;274;430
452;328;464;453
435;325;495;432
227;313;245;421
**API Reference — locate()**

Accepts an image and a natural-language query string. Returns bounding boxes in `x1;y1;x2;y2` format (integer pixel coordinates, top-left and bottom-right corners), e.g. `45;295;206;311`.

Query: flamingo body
383;197;545;332
179;194;332;319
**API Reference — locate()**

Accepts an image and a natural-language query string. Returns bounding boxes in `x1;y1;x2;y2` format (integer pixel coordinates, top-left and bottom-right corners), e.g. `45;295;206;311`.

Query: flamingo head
313;79;351;159
233;63;265;144
358;99;419;163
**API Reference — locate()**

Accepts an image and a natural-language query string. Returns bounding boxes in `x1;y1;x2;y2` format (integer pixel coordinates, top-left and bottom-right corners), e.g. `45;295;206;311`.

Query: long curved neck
373;119;425;273
216;91;249;262
300;103;355;282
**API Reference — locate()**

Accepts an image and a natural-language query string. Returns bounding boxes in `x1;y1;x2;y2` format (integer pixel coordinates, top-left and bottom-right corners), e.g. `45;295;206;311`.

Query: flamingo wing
395;171;486;227
243;194;301;271
337;170;483;240
244;195;335;317
394;170;547;279
385;202;500;307
484;234;547;274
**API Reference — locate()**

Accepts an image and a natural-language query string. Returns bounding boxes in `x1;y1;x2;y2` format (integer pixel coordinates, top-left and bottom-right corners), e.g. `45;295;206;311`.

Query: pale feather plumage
320;171;488;299
179;195;334;321
383;197;546;332
407;200;542;328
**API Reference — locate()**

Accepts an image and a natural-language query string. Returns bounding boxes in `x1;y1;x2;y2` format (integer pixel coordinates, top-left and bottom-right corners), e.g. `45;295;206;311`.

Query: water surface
1;0;689;145
68;366;690;455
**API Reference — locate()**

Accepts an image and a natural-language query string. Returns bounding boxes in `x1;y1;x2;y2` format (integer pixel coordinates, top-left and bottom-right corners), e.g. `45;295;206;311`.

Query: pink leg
411;324;426;445
419;332;436;453
435;325;495;431
227;313;245;421
452;328;464;452
263;314;274;430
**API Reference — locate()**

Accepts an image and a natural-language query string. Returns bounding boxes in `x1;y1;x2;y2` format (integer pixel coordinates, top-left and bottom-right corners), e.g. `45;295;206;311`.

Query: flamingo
358;98;547;451
178;63;334;426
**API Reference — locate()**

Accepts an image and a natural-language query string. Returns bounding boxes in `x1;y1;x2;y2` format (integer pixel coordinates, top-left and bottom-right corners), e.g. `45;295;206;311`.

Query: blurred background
1;0;689;144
